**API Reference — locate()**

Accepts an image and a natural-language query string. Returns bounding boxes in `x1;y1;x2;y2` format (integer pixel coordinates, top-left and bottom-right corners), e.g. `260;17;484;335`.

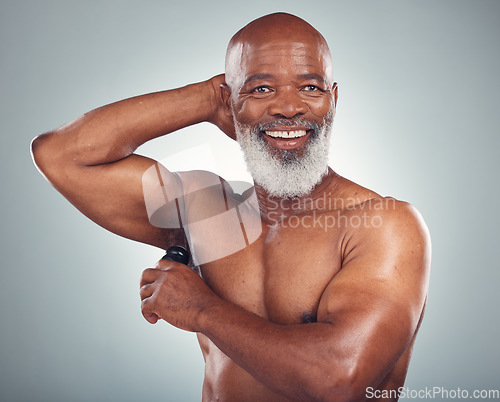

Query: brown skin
32;13;430;402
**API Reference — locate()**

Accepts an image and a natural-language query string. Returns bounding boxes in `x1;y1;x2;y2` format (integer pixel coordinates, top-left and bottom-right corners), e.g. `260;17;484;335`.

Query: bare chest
199;219;343;324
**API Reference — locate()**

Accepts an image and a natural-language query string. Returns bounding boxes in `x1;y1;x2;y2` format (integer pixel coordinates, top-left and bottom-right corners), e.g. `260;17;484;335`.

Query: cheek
307;96;334;119
233;98;269;125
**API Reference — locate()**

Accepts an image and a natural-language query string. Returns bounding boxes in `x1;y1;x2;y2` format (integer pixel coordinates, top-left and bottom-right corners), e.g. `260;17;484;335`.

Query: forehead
227;38;333;86
247;40;322;65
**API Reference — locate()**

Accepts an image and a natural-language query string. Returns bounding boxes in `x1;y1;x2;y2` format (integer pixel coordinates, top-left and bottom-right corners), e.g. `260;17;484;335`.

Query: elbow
31;131;62;179
323;379;365;402
31;133;51;171
308;362;366;402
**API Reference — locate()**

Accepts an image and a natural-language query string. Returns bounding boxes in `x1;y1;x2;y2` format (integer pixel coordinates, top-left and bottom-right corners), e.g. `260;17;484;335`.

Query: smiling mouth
264;129;309;139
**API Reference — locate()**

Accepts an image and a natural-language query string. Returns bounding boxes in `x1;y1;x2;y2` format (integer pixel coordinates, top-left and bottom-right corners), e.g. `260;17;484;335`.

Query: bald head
225;13;333;91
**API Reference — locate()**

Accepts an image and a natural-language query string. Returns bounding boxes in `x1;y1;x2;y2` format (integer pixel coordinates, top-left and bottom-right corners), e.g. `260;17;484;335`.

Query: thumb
142;311;159;324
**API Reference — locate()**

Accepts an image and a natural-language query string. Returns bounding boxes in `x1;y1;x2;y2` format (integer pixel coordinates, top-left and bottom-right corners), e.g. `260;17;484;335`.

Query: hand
207;74;236;140
140;259;217;332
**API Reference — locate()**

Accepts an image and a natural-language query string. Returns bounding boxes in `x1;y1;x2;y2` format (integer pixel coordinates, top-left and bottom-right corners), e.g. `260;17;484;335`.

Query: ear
220;83;233;117
332;82;338;108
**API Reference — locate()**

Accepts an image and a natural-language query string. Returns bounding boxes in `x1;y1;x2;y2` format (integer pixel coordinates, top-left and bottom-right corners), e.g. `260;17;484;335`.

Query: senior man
32;12;430;402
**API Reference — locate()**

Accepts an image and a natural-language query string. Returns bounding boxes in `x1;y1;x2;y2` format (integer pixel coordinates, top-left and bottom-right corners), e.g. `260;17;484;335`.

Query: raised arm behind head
31;76;234;249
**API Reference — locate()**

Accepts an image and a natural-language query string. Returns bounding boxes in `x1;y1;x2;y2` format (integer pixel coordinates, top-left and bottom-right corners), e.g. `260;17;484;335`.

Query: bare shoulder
334;174;429;235
339;198;431;288
332;175;431;271
349;197;430;244
378;198;429;234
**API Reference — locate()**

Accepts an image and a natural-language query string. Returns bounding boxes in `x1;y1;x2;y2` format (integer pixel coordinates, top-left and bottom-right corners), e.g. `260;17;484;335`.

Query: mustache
253;118;322;133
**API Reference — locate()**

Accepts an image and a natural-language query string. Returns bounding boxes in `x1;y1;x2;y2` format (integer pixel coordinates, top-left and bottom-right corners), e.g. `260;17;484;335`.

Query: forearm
198;299;353;401
36;80;215;166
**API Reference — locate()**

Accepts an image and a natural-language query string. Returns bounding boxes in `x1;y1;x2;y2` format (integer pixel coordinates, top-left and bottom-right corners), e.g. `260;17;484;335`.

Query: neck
255;168;338;223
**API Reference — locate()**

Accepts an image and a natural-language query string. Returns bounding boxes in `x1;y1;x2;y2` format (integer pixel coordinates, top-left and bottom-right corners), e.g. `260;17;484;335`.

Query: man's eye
253;86;271;93
304;85;320;91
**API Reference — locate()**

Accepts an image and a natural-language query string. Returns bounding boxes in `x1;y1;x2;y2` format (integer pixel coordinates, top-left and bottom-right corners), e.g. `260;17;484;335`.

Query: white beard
235;112;334;198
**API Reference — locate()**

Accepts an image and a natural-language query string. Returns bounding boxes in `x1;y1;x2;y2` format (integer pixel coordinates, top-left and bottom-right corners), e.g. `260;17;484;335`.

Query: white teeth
265;130;307;138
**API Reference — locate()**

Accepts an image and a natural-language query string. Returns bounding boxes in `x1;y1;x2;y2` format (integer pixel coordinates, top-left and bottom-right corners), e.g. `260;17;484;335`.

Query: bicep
317;203;431;388
40;149;183;249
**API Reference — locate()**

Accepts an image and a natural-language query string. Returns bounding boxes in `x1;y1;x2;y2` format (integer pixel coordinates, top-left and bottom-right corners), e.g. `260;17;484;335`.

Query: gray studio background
1;0;499;401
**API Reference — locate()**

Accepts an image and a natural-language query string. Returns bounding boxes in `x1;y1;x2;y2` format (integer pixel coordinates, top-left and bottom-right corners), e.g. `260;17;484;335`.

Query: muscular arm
141;202;431;401
31;75;233;248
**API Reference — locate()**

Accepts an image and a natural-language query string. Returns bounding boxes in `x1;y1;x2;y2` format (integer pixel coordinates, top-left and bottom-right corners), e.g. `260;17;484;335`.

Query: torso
181;171;418;401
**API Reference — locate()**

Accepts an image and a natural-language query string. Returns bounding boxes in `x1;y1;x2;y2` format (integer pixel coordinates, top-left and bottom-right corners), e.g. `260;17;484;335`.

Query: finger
141;298;159;324
140;268;162;288
140;283;155;301
143;311;159;324
154;259;176;271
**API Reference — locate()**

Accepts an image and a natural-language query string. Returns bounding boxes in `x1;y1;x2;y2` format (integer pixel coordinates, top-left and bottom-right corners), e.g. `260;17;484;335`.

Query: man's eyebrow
243;73;274;86
297;73;327;84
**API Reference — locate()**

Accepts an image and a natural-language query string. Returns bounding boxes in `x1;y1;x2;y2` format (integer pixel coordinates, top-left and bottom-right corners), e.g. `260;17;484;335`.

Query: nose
267;88;308;119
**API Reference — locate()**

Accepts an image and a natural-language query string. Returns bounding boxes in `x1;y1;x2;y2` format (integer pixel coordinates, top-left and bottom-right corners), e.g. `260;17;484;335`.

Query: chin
236;121;332;199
